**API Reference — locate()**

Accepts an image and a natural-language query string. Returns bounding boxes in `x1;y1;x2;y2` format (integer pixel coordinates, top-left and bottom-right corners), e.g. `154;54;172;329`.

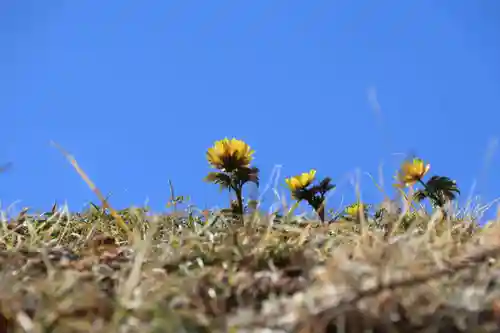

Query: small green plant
395;157;460;208
204;138;260;220
414;176;460;207
285;169;335;222
342;202;370;222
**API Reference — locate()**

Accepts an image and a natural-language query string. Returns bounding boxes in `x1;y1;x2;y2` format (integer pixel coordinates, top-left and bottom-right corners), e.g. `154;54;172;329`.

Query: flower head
206;138;254;172
285;169;316;192
345;202;364;217
396;158;430;187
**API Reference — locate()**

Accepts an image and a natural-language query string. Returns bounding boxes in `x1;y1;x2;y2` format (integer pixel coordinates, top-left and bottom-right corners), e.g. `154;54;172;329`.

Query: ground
0;205;500;332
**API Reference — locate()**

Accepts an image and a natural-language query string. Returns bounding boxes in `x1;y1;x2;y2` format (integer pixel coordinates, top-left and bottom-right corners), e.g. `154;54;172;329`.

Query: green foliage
414;175;460;207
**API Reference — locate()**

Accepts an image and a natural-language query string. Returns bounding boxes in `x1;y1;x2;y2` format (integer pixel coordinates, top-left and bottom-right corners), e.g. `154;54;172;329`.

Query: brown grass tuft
0;202;499;332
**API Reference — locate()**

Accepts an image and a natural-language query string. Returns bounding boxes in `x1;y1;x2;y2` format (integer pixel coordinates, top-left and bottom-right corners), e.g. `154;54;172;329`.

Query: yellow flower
206;138;254;172
345;202;364;217
397;158;430;187
285;169;316;192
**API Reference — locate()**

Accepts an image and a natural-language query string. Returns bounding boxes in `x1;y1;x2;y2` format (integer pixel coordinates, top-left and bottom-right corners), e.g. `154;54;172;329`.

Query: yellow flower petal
206;138;254;172
397;158;430;187
285;169;316;192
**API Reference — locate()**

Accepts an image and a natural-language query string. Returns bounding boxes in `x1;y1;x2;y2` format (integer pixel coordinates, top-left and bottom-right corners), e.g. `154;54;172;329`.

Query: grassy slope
1;203;500;333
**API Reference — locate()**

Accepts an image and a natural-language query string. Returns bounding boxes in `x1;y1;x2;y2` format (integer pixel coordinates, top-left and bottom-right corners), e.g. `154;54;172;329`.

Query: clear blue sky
1;1;499;222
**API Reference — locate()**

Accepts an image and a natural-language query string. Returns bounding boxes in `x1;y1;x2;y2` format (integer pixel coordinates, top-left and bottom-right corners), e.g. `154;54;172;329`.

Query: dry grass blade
50;141;131;238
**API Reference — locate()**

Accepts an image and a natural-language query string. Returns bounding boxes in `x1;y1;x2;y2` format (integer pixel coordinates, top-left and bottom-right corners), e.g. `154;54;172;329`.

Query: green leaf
425;175;460;205
204;172;232;191
234;166;260;187
413;190;427;202
292;187;313;202
310;177;336;197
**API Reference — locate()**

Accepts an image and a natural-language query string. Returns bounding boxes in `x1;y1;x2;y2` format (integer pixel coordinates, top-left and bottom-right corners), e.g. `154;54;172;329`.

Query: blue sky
1;1;499;222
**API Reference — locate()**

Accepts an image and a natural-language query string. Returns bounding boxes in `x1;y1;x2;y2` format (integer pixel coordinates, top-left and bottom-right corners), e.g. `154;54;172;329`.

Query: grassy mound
1;140;497;332
1;204;500;333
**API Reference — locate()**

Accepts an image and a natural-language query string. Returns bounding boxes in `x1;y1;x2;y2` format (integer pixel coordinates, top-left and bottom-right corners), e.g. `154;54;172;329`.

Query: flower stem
317;204;325;222
417;179;427;190
233;185;245;223
310;198;326;222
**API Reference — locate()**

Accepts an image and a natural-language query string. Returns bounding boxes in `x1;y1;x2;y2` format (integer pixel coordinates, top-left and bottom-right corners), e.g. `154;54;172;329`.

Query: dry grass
0;202;500;333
